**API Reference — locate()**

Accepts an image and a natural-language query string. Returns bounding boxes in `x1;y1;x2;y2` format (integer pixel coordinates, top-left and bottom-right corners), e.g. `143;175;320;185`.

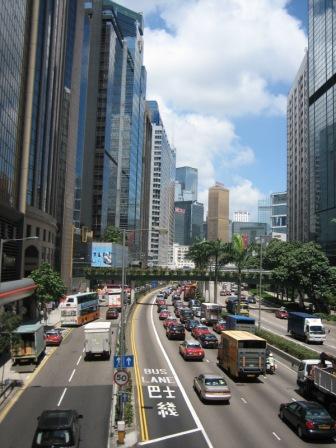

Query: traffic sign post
114;369;129;386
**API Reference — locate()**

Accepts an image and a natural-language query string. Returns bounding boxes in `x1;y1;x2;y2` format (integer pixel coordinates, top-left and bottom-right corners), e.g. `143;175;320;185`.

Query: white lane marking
205;359;210;363
68;369;76;382
82;348;85;353
291;398;296;401
57;388;67;407
138;428;201;445
272;432;281;441
240;397;248;404
150;298;214;448
76;355;82;365
275;359;296;374
262;375;267;379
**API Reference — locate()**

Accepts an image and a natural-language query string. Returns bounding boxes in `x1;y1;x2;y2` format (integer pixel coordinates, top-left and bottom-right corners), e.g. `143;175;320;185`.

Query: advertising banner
91;242;113;267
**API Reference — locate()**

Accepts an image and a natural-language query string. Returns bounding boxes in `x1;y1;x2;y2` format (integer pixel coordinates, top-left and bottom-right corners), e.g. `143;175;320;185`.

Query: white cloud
229;178;265;221
129;0;307;117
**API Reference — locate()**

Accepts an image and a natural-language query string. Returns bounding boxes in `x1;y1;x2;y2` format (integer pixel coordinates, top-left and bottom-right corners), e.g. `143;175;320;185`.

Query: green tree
187;240;212;270
0;311;22;354
227;234;254;313
102;226;123;243
206;240;231;304
29;263;66;318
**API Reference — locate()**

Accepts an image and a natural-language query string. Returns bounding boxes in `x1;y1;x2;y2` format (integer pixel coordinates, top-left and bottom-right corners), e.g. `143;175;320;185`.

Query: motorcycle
266;352;277;374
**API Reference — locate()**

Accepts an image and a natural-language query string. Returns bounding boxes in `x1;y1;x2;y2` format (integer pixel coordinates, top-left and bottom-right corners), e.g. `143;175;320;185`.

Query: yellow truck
217;331;266;379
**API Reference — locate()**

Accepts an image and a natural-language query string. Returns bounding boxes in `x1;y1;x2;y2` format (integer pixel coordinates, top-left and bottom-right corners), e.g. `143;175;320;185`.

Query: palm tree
186;240;212;270
227;234;254;313
206;240;231;304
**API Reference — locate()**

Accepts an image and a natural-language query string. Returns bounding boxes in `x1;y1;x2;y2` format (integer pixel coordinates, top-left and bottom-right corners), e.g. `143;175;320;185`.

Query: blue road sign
121;392;128;403
113;356;121;368
151;280;158;288
122;355;134;368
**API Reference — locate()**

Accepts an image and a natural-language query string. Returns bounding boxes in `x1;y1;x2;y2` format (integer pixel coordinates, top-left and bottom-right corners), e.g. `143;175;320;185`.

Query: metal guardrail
267;343;302;367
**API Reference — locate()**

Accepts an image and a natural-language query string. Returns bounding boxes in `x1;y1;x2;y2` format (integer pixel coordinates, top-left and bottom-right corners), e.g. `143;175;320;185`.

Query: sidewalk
0;307;61;392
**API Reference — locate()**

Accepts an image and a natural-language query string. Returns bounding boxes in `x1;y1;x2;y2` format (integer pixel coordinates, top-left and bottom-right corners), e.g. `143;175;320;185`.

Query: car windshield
187;342;201;348
197;326;208;330
310;326;325;333
204;378;226;386
204;334;216;339
36;429;71;445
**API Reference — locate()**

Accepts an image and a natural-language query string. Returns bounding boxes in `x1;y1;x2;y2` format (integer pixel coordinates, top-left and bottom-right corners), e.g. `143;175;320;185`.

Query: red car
275;308;288;319
179;340;205;361
45;330;63;346
163;317;178;329
191;325;210;339
213;320;226;333
156;298;166;306
159;310;170;320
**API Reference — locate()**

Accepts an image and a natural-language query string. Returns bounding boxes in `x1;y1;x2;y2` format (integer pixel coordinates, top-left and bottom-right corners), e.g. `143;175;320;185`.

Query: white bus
60;292;99;326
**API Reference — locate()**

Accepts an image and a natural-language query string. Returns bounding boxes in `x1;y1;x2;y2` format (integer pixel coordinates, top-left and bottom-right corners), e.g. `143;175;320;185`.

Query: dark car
188;299;201;309
185;319;200;331
157;304;168;313
32;410;83;447
106;308;119;319
198;333;218;348
179;309;194;323
279;401;336;440
166;324;185;340
247;295;257;304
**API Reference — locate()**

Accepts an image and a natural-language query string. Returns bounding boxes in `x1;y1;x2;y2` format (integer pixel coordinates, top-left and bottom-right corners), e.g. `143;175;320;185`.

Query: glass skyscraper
309;0;336;262
176;167;198;202
257;198;272;235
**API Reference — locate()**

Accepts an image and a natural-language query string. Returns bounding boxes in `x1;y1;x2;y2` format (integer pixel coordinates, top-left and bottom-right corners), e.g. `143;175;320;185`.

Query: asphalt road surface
132;291;336;448
0;312;118;448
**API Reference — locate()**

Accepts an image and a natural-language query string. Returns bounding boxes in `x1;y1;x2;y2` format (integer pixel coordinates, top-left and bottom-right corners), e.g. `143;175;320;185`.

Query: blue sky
119;0;308;219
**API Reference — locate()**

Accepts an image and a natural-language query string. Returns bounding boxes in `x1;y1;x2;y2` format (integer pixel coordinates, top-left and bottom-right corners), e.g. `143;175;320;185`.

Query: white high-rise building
233;211;250;222
147;101;175;266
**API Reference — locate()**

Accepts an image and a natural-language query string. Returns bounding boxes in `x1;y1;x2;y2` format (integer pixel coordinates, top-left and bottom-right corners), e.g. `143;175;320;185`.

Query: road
132;291;336;448
215;292;336;357
0;311;118;448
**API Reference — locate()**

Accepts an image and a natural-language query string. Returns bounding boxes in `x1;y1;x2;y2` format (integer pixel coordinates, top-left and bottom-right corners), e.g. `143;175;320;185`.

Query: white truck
107;284;122;311
287;312;326;343
84;321;112;360
297;352;336;417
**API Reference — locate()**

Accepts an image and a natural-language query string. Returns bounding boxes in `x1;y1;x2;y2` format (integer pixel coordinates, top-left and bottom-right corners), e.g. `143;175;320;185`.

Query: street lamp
255;236;265;330
0;236;39;283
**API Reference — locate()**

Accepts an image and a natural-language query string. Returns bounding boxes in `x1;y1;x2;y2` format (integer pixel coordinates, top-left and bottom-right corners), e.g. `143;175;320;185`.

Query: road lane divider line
150;298;214;448
82;348;85;353
240;397;248;404
138;428;201;445
57;387;67;407
272;432;281;441
131;299;149;441
68;369;76;382
291;397;296;401
76;355;81;366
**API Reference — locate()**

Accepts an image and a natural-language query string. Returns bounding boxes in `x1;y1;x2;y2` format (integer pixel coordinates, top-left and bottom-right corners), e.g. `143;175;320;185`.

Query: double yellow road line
130;298;149;442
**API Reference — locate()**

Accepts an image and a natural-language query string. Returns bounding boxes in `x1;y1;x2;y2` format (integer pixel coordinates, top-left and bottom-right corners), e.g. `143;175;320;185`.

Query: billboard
91;242;113;267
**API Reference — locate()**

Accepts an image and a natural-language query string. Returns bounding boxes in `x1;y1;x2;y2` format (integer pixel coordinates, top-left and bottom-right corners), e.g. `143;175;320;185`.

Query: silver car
193;373;231;402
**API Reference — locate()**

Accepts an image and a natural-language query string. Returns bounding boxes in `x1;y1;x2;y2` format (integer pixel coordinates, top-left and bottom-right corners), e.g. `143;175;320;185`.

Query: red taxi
159;310;170;320
275;308;288;319
163;317;178;329
213;320;226;334
45;329;63;346
191;325;210;339
179;340;205;361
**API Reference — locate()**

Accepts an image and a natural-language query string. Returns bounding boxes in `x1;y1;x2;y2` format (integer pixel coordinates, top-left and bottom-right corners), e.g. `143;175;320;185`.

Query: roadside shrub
255;328;318;360
315;313;336;322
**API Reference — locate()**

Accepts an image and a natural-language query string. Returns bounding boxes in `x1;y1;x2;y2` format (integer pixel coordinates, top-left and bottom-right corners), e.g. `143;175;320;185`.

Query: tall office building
207;183;230;242
287;52;309;242
233;211;250;223
271;192;287;239
73;1;147;265
175;167;198;202
308;1;336;263
174;201;204;245
147;101;175;266
257;198;272;234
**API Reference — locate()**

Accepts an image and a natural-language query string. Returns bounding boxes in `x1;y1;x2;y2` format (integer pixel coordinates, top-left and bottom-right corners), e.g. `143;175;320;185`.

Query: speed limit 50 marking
114;370;129;386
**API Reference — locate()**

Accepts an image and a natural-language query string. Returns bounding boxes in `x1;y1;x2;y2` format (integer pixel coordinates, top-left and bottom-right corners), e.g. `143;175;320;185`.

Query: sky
118;0;308;220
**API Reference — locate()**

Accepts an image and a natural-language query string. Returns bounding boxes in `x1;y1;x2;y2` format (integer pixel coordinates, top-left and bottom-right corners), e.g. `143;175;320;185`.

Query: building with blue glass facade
176;167;198;202
257;198;272;235
174;201;204;246
308;0;336;263
271;192;287;239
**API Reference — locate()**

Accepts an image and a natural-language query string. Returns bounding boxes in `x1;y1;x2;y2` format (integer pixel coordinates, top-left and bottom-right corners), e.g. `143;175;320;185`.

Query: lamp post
0;236;39;283
255;236;265;331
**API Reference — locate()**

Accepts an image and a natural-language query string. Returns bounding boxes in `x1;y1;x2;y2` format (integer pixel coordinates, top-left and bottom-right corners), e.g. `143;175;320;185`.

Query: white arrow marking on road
272;432;281;441
57;388;67;407
240;397;248;404
68;369;76;382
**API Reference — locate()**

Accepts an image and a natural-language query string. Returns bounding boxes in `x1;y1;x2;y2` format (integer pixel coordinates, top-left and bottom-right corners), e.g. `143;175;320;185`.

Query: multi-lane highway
0;312;118;448
132;291;336;448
